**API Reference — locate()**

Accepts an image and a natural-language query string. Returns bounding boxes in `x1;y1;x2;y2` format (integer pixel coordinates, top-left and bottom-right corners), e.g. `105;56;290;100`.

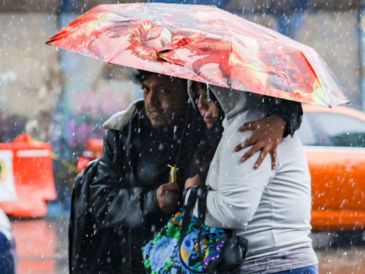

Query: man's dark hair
135;70;155;83
135;70;187;85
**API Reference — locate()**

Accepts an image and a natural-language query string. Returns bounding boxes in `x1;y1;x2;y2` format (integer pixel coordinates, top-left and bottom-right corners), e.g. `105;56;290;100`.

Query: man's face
141;74;188;128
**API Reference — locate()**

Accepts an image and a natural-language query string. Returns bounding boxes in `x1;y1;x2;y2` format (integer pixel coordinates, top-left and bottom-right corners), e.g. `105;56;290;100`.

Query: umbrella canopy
47;3;348;107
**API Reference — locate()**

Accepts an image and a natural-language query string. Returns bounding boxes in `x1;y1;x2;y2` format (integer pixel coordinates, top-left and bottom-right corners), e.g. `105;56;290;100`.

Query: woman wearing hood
187;84;318;274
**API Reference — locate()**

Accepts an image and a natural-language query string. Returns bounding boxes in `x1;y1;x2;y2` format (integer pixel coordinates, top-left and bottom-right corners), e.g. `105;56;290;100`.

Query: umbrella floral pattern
47;3;348;106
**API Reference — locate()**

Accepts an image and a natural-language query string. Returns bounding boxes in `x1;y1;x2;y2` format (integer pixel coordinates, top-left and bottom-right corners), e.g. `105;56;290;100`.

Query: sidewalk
12;218;68;274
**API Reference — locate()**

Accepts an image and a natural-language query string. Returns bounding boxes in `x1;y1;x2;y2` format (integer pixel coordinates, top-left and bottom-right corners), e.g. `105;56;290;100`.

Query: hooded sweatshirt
204;87;318;272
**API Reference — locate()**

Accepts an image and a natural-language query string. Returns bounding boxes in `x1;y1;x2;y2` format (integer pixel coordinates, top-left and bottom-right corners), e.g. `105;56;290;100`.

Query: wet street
12;218;68;274
11;218;365;274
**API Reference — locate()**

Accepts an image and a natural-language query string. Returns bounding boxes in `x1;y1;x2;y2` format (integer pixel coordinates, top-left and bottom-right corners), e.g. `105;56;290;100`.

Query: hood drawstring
206;83;212;102
187;80;197;110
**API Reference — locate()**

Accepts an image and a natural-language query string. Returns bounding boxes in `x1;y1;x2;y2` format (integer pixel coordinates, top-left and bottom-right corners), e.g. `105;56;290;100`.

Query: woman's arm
205;122;274;229
235;99;303;169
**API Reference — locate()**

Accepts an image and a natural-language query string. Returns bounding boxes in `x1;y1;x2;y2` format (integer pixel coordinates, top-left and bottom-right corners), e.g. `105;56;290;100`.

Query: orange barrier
85;139;103;158
77;139;104;172
0;134;57;218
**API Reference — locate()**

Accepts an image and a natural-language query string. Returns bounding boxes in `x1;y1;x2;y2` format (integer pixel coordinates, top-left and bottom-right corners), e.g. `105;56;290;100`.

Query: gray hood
210;86;270;124
186;83;267;124
209;86;250;122
185;82;251;120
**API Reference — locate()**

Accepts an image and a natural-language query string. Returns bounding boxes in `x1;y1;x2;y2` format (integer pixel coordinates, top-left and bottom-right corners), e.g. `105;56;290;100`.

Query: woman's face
197;86;220;129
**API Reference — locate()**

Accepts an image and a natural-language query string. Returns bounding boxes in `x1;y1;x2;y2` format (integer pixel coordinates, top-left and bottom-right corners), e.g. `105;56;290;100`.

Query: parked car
298;105;365;232
82;105;365;232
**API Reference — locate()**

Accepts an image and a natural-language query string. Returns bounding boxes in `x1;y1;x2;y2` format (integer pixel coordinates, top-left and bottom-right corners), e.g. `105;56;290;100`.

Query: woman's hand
234;115;286;170
184;175;201;189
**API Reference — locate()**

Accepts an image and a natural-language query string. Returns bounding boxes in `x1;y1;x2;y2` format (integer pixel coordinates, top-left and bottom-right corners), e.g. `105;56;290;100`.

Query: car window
302;112;365;147
296;115;318;145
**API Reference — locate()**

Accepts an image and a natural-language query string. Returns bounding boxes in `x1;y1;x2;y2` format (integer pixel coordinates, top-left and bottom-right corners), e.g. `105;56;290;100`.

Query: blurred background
1;0;365;273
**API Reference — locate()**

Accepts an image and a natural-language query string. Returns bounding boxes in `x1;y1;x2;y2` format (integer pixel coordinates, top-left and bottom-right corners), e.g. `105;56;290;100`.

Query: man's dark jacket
69;101;203;273
69;99;303;274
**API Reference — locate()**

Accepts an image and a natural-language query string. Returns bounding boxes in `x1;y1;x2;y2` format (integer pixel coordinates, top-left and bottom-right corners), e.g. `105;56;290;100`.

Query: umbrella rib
299;51;331;107
219;17;233;89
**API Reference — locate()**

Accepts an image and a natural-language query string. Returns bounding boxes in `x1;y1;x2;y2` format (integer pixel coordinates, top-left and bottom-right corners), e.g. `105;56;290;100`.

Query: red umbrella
47;3;348;107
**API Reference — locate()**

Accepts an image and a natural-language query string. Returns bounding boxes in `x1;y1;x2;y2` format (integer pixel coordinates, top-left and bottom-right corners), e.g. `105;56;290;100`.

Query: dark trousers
0;233;15;274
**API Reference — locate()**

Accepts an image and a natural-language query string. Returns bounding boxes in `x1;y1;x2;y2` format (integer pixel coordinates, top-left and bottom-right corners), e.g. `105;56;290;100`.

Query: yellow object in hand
167;164;179;184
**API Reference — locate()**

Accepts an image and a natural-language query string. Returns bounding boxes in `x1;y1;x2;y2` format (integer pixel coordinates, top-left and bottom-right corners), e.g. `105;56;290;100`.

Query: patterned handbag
142;186;248;274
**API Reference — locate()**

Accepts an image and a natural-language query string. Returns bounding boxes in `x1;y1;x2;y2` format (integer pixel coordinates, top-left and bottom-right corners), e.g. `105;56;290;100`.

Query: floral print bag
142;186;248;274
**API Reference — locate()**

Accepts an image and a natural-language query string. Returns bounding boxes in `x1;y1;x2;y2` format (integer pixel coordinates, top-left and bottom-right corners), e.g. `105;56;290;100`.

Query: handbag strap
196;185;209;271
179;187;199;245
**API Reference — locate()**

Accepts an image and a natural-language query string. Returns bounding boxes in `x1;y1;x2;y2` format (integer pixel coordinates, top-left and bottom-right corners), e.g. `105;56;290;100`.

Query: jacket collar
103;100;143;131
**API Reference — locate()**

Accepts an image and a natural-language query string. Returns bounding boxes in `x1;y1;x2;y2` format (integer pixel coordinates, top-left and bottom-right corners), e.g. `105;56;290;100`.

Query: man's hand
234;115;286;170
156;183;179;213
184;175;201;189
